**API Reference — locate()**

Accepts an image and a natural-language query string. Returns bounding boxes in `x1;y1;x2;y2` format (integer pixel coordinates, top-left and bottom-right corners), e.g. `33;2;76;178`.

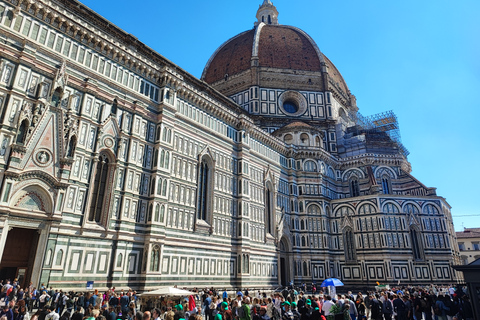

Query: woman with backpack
382;295;393;320
423;294;434;320
433;295;449;320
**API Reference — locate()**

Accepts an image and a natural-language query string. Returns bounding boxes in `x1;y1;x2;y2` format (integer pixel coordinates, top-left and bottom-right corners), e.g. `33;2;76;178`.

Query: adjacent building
0;0;461;290
456;228;480;265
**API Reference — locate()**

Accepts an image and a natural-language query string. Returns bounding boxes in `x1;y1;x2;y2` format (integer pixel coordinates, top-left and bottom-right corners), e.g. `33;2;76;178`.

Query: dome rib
202;29;255;84
257;25;321;71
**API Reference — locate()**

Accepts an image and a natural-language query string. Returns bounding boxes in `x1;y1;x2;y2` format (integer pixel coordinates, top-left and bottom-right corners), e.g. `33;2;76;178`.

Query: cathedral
0;0;461;290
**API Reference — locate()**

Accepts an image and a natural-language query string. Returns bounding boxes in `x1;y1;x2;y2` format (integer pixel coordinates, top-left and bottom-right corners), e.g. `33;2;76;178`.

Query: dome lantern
255;0;279;26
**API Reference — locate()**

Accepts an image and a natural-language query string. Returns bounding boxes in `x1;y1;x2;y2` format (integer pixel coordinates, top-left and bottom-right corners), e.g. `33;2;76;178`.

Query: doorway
0;228;40;288
279;236;291;287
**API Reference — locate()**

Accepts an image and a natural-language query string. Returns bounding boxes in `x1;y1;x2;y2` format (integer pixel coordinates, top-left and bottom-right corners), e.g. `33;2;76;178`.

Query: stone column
31;226;49;286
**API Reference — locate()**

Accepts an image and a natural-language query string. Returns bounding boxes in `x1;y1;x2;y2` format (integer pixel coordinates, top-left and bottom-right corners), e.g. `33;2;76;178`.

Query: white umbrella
141;287;192;297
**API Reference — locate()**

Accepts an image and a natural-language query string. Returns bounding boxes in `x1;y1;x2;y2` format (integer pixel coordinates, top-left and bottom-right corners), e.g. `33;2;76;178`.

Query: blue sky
79;0;480;231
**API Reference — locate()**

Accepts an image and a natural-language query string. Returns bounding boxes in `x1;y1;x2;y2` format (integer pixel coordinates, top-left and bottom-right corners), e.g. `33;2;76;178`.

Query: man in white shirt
321;296;335;317
448;286;455;297
45;306;60;320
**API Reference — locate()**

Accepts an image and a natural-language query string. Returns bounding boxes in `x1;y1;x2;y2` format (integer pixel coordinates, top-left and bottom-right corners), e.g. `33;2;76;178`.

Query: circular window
278;91;307;117
283;100;298;113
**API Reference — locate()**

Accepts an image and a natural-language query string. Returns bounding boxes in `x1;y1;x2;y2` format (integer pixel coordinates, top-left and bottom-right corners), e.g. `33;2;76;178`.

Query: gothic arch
334;205;355;218
265;179;275;235
357;202;377;215
66;135;77;157
402;202;421;214
196;149;215;227
409;225;424;260
382;201;401;214
374;166;397;179
343;226;356;262
87;149;116;225
342;168;365;181
303;159;317;172
422;203;441;215
10;183;54;214
307;203;322;215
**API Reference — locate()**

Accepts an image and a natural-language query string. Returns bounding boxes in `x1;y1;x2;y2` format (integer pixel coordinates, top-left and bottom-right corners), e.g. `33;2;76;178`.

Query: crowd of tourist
0;278;474;320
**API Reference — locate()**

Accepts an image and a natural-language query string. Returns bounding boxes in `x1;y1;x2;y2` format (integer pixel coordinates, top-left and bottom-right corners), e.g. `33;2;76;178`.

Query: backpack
420;298;427;310
372;300;382;316
237;304;245;318
434;303;442;316
383;300;392;314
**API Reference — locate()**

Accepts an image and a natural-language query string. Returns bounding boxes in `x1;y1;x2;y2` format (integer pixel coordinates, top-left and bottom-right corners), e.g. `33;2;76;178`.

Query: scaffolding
351;110;410;157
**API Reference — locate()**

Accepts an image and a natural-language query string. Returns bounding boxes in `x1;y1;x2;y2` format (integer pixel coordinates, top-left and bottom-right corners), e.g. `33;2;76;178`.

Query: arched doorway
279;236;292;287
0;228;40;288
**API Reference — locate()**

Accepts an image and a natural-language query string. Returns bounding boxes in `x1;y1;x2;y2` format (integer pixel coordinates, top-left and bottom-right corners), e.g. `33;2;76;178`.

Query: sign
86;281;94;290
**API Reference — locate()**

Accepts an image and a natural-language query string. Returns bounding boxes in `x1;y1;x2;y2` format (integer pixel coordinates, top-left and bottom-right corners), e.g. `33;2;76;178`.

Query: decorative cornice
5;170;69;189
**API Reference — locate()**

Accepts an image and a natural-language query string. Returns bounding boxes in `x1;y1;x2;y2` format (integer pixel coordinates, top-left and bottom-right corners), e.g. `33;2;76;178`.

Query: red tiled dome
202;30;255;85
257;25;321;72
202;25;322;84
202;23;349;98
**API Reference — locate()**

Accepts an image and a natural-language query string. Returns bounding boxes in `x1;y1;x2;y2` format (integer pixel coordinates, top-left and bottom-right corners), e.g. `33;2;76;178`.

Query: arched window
160;150;165;167
344;228;356;262
156;178;162;195
350;178;360;197
307;204;322;215
336;206;354;217
265;182;274;235
165;151;170;168
150;245;161;272
16;119;29;144
383;203;400;214
197;155;213;222
423;204;439;215
284;134;293;144
358;203;376;214
303;261;308;276
51;87;62;107
381;175;391;194
301;220;305;230
160;205;165;223
410;227;423;260
301;236;306;246
304;160;317;172
116;253;123;268
66;136;77;157
154;204;160;222
300;133;309;146
268;15;272;24
55;249;63;266
162;180;168;196
88;152;113;224
404;203;420;214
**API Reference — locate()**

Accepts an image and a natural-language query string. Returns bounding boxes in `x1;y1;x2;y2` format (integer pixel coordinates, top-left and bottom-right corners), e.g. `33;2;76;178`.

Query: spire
255;0;279;26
